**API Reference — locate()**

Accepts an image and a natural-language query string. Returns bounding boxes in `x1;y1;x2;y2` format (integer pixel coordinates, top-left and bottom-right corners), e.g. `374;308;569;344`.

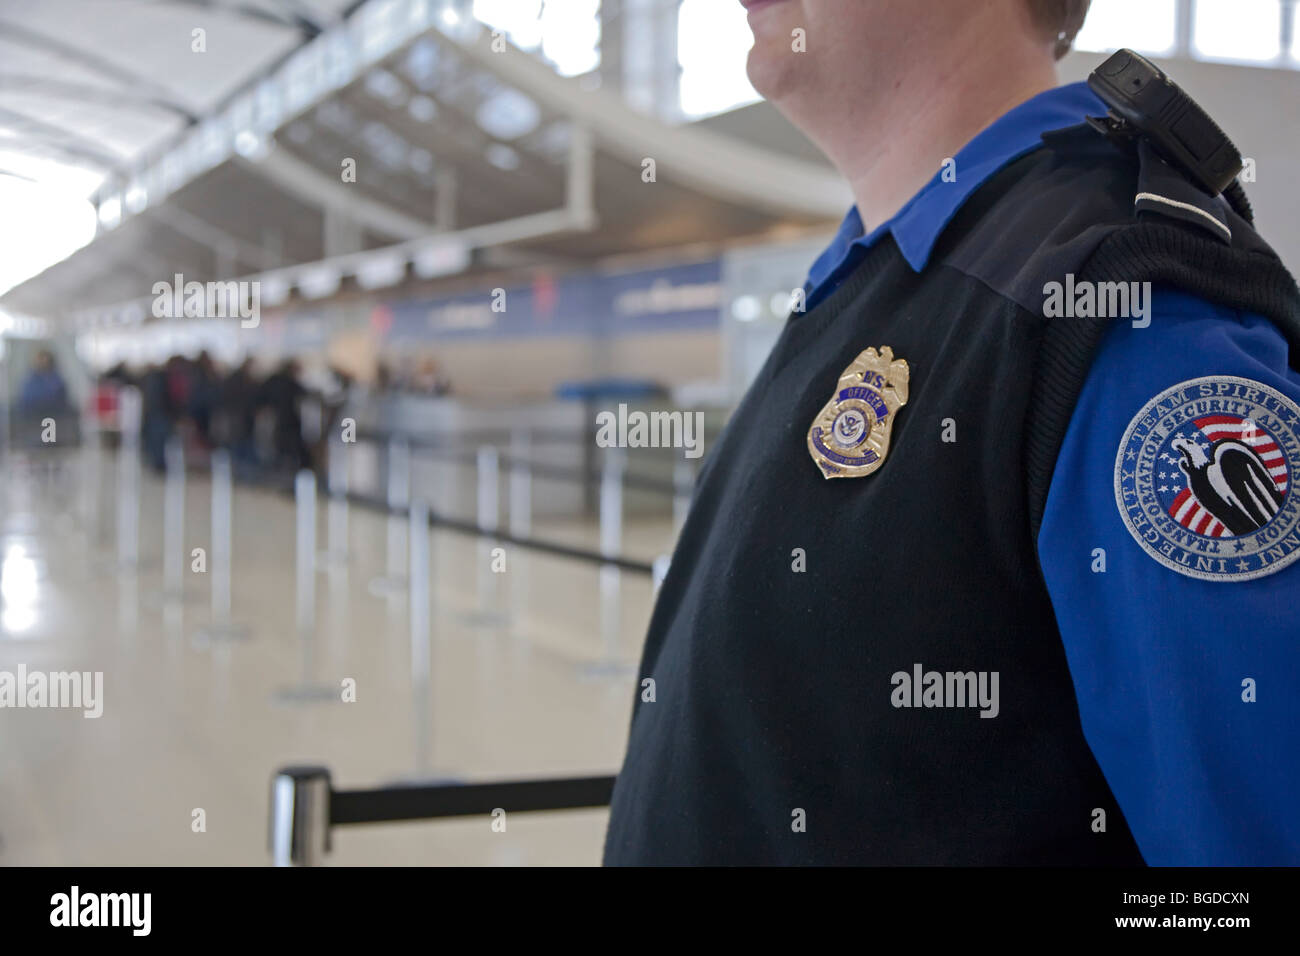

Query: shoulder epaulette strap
1025;221;1300;541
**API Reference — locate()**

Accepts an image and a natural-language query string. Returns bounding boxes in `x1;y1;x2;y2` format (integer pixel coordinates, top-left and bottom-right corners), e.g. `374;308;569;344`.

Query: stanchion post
369;438;410;598
387;437;410;577
271;470;338;703
507;430;532;636
212;449;232;626
472;445;505;626
409;497;431;676
296;469;317;637
115;386;142;569
586;448;628;676
197;448;248;640
325;432;348;564
476;445;499;534
509;430;531;538
409;498;433;772
81;407;102;543
389;437;411;509
599;447;626;561
163;437;185;600
268;766;331;867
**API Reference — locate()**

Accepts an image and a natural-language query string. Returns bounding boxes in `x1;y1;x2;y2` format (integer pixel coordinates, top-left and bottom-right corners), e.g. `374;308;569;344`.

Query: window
1290;0;1300;59
541;0;601;77
473;0;600;77
1193;0;1283;62
473;0;543;50
678;0;760;118
1074;0;1178;55
0;157;98;295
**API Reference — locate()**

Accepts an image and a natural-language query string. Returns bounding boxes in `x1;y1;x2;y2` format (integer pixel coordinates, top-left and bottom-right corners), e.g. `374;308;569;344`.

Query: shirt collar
805;81;1108;297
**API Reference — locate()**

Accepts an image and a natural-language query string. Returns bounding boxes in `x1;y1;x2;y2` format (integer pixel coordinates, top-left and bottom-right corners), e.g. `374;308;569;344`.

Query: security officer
604;0;1300;865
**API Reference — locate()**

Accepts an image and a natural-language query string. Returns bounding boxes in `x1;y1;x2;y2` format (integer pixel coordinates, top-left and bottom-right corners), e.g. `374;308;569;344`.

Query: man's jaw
741;0;792;17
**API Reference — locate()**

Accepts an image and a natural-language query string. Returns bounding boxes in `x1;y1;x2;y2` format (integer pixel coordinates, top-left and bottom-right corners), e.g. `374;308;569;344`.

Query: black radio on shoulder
1086;48;1253;222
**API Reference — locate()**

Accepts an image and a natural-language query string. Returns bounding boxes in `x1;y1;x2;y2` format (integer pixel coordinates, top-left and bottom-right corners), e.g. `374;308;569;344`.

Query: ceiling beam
0;73;199;122
445;25;850;218
147;203;280;271
237;141;438;241
0;105;131;174
146;0;321;38
0;20;189;108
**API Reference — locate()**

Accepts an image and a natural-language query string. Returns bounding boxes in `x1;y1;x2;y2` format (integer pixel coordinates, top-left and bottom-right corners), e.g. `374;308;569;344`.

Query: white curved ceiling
0;0;846;324
0;0;356;186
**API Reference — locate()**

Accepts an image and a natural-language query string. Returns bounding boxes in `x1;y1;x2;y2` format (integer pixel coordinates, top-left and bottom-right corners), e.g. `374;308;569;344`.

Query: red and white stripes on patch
1169;487;1228;537
1195;415;1288;492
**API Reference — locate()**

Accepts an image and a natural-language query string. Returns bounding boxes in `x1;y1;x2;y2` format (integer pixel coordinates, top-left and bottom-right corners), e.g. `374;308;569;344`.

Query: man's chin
747;45;802;105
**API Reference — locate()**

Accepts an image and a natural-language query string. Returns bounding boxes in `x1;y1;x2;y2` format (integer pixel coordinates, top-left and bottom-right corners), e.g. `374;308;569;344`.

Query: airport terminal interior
1;0;1298;865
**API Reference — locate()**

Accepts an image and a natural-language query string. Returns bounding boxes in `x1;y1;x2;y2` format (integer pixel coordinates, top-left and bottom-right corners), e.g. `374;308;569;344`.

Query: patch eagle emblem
1114;375;1300;581
807;346;910;479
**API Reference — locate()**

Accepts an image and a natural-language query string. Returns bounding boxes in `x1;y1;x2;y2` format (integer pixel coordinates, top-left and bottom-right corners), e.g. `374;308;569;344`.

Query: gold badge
807;347;910;479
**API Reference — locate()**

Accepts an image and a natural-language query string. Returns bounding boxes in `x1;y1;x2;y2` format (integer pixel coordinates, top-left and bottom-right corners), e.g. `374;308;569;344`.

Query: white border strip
1135;191;1232;241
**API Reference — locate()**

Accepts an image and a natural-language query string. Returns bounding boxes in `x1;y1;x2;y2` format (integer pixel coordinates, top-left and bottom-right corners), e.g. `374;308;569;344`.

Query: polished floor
0;447;669;865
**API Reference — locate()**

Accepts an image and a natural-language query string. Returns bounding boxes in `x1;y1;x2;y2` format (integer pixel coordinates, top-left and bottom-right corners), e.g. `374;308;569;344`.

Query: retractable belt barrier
352;426;694;498
269;767;617;866
315;486;657;575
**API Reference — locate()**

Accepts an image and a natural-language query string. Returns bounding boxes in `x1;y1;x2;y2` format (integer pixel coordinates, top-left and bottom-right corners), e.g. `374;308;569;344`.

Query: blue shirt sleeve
1038;286;1300;866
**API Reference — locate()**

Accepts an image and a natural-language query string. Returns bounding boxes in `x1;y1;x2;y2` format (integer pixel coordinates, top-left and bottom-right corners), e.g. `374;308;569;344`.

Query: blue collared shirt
804;82;1108;310
803;81;1300;865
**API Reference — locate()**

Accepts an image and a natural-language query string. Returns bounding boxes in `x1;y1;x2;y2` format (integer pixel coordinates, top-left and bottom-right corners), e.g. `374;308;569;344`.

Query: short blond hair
1028;0;1092;60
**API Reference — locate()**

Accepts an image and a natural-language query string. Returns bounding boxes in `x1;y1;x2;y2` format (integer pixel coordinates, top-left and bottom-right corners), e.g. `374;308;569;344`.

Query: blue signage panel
383;259;722;344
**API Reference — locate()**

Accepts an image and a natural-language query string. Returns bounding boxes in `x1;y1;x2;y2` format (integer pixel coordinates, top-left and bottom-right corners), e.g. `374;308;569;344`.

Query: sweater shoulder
932;124;1288;318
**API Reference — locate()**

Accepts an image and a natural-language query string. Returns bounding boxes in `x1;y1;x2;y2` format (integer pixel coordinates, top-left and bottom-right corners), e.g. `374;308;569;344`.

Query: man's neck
788;29;1059;233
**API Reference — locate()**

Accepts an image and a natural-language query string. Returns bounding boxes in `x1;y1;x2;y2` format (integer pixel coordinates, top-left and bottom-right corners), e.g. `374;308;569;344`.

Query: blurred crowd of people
9;347;454;477
96;353;338;478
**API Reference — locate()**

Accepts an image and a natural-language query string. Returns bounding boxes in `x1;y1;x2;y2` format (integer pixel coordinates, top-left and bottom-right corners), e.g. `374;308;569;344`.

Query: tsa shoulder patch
1114;375;1300;581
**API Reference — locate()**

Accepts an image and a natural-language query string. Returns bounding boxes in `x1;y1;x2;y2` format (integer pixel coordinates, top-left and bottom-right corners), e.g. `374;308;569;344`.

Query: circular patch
831;405;872;448
1115;376;1300;582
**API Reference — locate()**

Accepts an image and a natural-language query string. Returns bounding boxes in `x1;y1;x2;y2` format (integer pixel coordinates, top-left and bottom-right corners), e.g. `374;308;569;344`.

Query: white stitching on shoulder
1135;191;1232;241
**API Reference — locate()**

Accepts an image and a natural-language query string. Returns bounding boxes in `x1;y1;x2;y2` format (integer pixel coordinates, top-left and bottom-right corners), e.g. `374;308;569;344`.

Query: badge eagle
807;346;910;479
